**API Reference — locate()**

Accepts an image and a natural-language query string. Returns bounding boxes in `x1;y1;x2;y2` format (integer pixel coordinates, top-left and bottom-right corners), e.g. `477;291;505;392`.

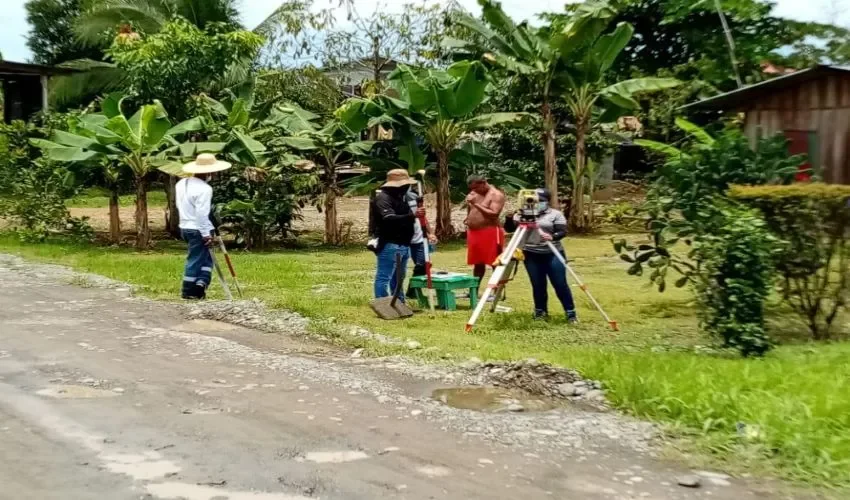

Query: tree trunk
324;168;339;245
164;175;180;239
134;176;151;249
569;120;588;231
435;150;454;240
541;99;559;209
108;189;121;244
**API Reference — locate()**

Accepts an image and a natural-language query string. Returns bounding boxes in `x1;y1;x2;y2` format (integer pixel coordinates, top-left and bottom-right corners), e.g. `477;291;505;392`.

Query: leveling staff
505;188;577;322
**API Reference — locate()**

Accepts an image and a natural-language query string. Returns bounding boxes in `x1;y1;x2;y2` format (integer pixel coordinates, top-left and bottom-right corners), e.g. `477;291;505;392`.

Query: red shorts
467;226;504;266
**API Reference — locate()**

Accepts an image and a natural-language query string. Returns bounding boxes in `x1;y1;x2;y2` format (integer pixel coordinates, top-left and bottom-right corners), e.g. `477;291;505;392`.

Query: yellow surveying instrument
464;190;619;332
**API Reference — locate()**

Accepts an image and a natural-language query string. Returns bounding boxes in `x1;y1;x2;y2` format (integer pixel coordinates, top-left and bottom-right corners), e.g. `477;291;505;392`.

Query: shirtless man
465;174;506;284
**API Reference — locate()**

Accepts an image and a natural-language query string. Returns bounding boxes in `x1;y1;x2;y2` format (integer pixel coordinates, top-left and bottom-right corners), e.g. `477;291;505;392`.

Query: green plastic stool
409;273;479;311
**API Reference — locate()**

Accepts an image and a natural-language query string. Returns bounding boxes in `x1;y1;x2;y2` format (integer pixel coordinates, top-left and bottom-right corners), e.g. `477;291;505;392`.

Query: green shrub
613;129;802;355
0;120;88;241
731;183;850;340
692;207;777;356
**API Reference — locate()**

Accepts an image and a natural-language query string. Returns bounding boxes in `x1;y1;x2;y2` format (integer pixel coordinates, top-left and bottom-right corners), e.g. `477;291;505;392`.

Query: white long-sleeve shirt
176;177;214;237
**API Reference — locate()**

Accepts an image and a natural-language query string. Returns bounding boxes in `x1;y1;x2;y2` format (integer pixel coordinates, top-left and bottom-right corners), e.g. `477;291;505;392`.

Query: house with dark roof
323;57;400;97
685;65;850;184
1;60;76;123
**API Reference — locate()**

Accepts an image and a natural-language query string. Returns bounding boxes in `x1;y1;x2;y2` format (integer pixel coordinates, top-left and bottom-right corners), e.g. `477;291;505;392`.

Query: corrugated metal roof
681;65;850;110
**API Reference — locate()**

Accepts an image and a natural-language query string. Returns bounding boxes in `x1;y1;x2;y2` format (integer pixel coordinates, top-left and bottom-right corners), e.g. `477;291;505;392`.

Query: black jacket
369;189;415;246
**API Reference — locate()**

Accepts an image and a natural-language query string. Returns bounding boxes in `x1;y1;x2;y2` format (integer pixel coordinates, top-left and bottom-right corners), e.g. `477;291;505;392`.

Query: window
783;130;819;182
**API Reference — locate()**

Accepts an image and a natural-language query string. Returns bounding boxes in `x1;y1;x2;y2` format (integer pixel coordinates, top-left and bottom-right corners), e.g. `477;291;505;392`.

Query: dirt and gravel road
0;255;813;500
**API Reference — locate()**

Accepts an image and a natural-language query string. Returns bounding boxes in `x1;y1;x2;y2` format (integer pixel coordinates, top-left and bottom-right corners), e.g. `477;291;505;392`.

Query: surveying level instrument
465;191;619;332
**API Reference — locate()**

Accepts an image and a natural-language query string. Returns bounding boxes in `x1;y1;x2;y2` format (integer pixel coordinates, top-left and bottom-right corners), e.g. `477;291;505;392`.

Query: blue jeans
523;251;576;316
374;243;410;300
406;242;426;298
181;229;212;298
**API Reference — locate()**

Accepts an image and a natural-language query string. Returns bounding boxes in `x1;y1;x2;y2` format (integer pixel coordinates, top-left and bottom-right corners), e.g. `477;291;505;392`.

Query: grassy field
1;232;848;488
67;188;167;209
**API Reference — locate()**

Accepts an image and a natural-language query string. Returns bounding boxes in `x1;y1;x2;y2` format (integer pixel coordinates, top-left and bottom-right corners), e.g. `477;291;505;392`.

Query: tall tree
26;0;105;65
451;0;618;209
556;21;679;230
74;0;241;44
321;2;460;95
572;0;850;90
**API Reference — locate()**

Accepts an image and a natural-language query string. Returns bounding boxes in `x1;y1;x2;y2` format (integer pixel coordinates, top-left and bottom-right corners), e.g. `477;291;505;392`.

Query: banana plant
557;20;680;231
634;117;716;159
346;60;531;239
449;0;619;209
31;95;201;248
156;88;272;175
272;101;378;246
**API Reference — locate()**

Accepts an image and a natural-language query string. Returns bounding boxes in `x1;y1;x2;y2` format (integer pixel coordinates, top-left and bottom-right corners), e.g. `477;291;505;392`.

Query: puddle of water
36;385;120;399
431;386;558;412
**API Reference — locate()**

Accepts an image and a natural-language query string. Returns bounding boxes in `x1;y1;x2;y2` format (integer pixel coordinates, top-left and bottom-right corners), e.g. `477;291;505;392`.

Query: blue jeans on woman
523;250;576;318
181;229;212;299
374;243;410;300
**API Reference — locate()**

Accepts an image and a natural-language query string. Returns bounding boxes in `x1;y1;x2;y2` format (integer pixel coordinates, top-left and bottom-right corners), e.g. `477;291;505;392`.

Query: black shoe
533;311;549;321
567;310;578;324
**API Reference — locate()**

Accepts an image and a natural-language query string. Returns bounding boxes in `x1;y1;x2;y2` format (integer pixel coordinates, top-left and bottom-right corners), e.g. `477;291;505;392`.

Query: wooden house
684;65;850;184
1;60;75;123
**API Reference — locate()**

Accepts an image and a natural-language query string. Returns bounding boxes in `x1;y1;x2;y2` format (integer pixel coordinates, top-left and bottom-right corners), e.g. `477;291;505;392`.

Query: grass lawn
67;187;167;209
1;232;848;488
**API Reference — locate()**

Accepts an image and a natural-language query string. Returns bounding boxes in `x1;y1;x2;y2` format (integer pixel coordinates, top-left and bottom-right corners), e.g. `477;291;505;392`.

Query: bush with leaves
614;126;804;355
0;120;89;242
731;184;850;340
211;163;305;249
618;127;801;292
692;206;777;356
107;19;264;120
174;87;310;249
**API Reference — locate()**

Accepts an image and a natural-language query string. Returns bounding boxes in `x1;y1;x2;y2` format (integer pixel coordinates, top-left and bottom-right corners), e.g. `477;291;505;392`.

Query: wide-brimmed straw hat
183;153;232;175
382;169;417;188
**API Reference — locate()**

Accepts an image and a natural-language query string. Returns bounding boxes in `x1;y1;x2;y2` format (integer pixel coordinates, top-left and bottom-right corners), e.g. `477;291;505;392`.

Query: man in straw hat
368;169;425;301
177;153;231;299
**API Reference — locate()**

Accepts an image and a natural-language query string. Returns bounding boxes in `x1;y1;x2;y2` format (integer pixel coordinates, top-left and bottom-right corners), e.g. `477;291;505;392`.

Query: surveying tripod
464;220;619;332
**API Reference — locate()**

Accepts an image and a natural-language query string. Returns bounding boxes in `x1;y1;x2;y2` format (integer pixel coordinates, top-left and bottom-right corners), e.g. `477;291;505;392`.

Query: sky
0;0;846;63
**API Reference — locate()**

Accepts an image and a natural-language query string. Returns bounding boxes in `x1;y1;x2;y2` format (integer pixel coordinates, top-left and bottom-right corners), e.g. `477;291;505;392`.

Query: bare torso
466;187;506;230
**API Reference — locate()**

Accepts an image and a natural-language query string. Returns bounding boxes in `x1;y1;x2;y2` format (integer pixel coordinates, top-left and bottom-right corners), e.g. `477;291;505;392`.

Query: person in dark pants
176;153;231;300
368;169;424;301
404;187;437;299
504;188;577;322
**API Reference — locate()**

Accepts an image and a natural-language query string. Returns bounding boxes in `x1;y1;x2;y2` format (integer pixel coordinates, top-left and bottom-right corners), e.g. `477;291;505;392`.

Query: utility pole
713;0;744;88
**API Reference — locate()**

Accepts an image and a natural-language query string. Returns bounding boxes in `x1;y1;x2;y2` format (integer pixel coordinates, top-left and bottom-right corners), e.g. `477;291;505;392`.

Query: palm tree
75;0;324;44
75;0;239;44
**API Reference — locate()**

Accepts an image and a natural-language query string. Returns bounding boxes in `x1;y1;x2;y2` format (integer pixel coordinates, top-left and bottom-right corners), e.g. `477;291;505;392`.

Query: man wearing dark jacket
368;169;424;301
